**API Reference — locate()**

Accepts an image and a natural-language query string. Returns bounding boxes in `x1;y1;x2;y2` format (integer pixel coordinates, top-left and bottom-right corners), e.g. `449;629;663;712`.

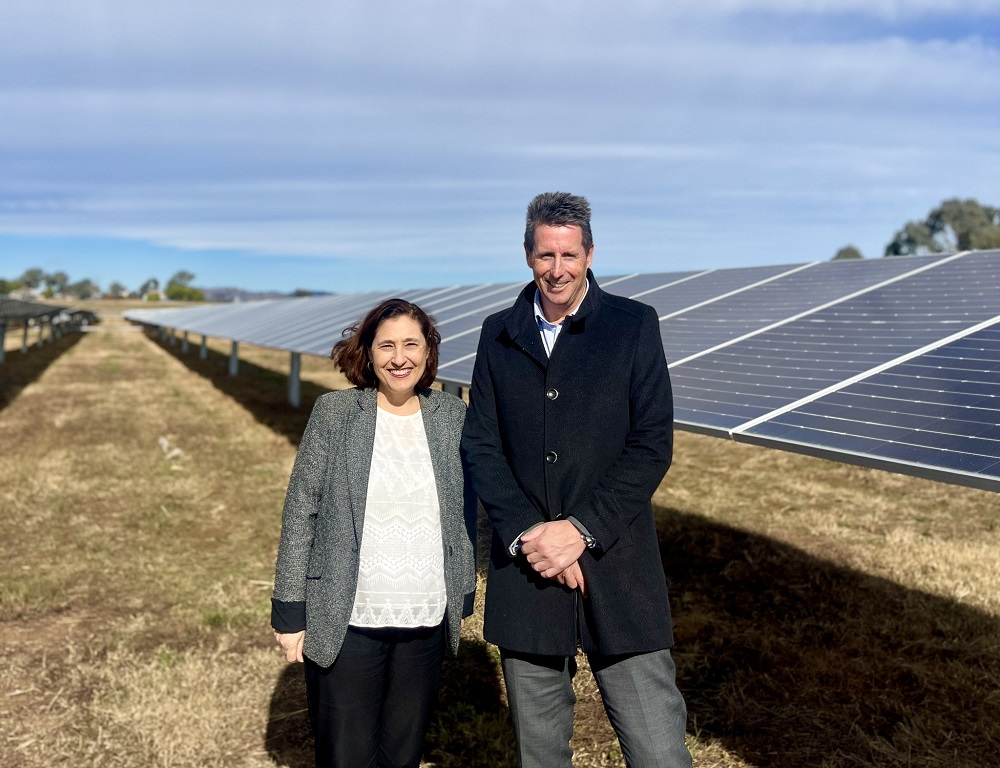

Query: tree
885;198;1000;256
139;277;160;296
19;268;46;289
165;270;204;301
832;245;863;261
45;271;70;294
972;227;1000;250
108;281;129;298
167;270;195;288
0;278;20;294
66;279;99;299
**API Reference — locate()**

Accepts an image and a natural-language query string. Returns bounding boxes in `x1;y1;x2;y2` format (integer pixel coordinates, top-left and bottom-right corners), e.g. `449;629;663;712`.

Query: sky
0;0;998;295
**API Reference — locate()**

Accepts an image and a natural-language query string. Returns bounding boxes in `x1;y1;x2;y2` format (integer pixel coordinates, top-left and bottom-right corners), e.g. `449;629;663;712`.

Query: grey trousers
500;648;691;768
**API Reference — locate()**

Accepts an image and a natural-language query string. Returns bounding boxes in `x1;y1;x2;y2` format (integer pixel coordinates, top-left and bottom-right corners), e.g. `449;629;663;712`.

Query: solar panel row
0;297;69;323
124;250;1000;492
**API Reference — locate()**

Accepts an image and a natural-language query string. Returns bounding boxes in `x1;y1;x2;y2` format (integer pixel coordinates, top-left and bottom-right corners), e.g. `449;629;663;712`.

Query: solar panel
123;250;1000;493
735;323;1000;491
670;251;999;430
660;254;954;364
0;297;68;323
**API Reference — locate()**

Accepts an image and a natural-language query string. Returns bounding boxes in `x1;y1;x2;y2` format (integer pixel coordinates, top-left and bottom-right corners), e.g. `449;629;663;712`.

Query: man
461;192;691;767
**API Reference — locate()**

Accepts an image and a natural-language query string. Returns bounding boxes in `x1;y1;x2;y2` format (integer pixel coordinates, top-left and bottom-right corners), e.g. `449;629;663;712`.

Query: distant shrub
165;285;205;302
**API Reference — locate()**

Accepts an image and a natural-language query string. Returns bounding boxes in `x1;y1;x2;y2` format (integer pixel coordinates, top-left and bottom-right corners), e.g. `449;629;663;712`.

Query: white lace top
350;407;447;628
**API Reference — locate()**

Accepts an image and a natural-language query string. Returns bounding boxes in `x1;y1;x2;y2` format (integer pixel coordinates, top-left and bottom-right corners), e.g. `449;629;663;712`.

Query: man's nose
550;255;565;276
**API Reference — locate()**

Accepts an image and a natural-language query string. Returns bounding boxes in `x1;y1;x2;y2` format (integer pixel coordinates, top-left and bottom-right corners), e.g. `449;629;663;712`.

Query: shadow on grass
144;331;326;445
264;640;516;768
0;330;85;411
658;506;1000;767
264;665;311;768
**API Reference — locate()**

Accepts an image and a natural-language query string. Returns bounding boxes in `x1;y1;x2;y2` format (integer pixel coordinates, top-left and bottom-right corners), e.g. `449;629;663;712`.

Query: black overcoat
461;273;675;657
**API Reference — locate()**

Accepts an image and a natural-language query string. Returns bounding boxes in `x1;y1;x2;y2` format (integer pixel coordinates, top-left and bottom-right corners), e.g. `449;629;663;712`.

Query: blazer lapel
346;387;378;541
419;392;451;522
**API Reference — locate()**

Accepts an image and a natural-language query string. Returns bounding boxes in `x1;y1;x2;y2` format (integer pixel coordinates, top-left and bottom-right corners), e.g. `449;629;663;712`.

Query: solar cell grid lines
123;249;1000;492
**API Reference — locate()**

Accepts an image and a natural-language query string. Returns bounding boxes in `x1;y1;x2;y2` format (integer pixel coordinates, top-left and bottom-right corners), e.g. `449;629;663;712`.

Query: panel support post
288;352;302;408
160;327;167;343
168;327;176;346
199;335;208;360
229;341;239;376
0;323;6;364
22;325;28;353
441;381;462;398
181;330;189;354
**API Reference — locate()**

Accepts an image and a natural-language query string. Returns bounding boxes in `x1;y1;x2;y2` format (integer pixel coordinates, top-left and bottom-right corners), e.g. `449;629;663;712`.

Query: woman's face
370;315;428;402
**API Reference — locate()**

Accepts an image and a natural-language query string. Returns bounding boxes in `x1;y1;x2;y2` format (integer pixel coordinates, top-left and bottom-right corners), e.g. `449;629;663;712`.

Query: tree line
0;269;205;301
833;198;1000;260
3;198;998;295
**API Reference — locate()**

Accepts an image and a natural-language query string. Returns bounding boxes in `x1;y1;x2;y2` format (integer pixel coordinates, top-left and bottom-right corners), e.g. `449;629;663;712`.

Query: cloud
0;0;997;291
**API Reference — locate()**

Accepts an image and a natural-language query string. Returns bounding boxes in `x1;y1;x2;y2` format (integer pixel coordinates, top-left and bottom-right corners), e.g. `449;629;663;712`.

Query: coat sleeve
570;305;673;551
271;393;337;631
461;323;545;552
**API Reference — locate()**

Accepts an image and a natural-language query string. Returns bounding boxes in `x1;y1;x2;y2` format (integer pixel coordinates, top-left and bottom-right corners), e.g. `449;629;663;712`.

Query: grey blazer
271;386;477;667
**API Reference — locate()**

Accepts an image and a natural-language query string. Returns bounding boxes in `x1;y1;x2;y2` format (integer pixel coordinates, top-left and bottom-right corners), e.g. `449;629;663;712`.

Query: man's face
526;224;594;323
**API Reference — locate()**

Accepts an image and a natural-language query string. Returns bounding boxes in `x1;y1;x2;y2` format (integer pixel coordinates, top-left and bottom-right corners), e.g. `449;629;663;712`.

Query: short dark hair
524;192;593;253
332;298;441;390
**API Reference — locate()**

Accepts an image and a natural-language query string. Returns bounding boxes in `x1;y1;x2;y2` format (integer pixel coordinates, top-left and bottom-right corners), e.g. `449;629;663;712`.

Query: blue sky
1;1;998;294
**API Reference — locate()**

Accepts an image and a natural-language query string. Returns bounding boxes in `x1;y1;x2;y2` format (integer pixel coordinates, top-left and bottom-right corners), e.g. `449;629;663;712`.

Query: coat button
546;388;559;400
545;451;558;464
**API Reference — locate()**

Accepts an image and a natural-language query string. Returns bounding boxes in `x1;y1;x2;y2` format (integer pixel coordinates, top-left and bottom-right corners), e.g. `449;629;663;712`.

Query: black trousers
304;622;445;768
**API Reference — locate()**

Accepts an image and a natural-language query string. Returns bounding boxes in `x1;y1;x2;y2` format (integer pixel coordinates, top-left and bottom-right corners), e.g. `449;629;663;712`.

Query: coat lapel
502;284;549;370
502;275;602;369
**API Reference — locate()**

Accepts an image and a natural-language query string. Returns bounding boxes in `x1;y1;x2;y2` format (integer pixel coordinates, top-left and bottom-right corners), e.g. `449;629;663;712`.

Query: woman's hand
274;630;305;663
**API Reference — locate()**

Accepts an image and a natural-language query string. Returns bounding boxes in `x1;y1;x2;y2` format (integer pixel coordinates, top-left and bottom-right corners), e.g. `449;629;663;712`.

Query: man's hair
523;192;593;253
331;298;441;390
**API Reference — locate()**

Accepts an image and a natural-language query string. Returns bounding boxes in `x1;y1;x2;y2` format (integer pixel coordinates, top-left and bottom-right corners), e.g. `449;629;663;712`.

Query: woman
271;298;477;768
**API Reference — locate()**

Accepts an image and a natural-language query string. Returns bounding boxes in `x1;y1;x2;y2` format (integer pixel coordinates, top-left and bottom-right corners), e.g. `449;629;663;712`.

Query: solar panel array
125;250;1000;493
0;297;68;324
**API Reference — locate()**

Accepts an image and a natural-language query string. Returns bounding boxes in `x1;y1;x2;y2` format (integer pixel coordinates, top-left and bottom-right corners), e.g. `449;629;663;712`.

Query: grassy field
2;304;999;767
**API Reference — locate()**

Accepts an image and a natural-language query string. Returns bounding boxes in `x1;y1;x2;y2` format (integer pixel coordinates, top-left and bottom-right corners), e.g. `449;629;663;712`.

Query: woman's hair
332;298;441;390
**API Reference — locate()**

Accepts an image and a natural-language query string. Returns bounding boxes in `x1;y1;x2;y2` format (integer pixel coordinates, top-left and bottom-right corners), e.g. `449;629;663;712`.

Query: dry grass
1;301;998;767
